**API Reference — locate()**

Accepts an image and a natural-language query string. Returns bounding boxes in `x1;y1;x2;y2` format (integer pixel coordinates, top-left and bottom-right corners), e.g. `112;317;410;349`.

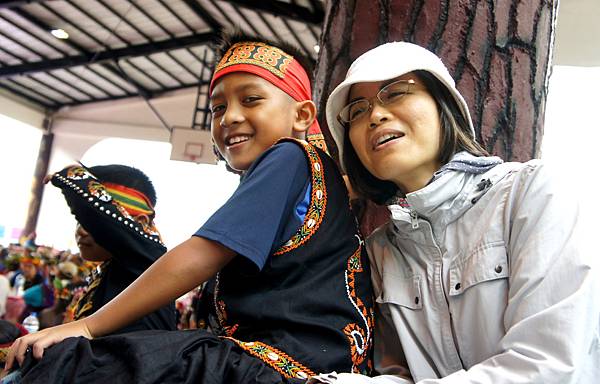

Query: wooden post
22;116;54;239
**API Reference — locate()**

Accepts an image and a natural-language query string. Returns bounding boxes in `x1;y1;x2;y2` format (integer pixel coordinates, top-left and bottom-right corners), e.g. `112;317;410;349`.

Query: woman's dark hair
89;164;157;208
213;30;315;82
343;70;489;205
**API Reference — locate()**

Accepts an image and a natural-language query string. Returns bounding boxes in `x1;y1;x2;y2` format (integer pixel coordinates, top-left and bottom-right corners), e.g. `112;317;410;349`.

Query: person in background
17;257;51;322
38;262;85;329
0;273;9;319
39;163;177;334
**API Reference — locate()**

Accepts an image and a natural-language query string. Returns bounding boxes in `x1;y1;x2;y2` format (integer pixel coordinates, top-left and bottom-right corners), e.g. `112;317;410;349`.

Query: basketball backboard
170;127;218;164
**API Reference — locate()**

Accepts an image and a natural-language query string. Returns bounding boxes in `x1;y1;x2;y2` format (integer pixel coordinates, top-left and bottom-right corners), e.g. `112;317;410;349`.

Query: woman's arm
4;236;235;370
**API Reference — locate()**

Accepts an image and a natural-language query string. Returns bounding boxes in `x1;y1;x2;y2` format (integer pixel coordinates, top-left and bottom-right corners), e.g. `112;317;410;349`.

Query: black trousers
19;330;303;384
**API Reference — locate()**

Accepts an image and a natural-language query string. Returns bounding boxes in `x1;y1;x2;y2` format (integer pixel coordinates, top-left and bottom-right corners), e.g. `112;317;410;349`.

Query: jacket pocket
448;241;508;296
376;273;422;310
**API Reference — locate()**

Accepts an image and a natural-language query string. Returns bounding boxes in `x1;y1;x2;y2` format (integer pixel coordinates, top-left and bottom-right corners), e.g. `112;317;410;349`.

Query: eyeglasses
338;79;415;124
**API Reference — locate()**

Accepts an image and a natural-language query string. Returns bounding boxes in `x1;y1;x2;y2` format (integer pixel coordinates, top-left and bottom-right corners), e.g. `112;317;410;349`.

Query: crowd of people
0;241;204;351
0;30;597;384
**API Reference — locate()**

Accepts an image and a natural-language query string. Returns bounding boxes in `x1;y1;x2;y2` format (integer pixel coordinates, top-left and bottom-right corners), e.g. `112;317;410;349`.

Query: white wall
541;65;600;239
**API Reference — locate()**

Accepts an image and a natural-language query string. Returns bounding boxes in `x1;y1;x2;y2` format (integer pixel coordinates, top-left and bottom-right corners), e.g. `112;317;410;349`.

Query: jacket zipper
424;220;466;370
409;210;419;229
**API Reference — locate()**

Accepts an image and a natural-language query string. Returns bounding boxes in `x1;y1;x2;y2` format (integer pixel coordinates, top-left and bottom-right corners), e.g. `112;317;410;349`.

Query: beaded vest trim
343;243;374;373
224;337;315;380
274;139;327;255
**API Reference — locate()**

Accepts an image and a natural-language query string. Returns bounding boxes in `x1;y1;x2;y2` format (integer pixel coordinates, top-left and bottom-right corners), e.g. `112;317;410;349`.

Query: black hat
51;165;167;266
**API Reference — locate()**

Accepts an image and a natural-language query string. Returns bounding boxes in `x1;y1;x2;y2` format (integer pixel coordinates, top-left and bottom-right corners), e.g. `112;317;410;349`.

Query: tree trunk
314;0;558;236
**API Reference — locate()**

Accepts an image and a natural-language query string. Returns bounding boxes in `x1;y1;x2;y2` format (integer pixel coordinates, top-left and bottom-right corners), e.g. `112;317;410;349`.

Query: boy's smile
210;72;299;171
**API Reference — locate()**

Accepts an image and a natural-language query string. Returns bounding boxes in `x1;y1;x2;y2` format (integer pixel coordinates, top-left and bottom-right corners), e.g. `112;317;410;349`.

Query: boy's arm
5;236;235;370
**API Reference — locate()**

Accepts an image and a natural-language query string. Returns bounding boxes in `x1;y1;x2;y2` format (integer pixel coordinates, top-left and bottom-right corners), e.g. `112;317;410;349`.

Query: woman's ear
292;100;317;136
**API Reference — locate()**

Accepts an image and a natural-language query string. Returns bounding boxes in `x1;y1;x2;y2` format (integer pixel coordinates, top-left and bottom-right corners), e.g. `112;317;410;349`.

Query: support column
22;116;54;239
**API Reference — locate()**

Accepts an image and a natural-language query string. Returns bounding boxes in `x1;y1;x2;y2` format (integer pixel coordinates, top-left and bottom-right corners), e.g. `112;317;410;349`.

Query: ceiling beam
0;0;48;9
182;0;222;32
0;32;217;78
223;0;324;25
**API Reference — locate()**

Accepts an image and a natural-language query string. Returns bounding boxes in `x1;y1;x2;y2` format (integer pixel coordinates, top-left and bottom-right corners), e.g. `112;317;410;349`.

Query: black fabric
50;167;176;333
0;321;21;345
84;260;176;333
195;142;310;270
19;331;302;384
206;139;375;376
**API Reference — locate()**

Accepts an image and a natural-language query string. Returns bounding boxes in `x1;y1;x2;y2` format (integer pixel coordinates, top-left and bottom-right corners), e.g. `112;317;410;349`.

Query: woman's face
347;73;442;194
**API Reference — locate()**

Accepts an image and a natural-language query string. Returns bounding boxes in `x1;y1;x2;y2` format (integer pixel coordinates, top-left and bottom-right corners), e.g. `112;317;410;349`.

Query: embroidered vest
209;139;374;380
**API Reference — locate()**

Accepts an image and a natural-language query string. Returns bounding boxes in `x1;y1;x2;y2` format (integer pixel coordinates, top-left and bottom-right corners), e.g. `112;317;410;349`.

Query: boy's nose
75;224;89;237
220;105;244;128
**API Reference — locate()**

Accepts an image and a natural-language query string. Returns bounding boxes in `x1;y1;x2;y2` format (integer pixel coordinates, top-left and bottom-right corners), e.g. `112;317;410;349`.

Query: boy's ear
292;100;317;136
134;214;150;227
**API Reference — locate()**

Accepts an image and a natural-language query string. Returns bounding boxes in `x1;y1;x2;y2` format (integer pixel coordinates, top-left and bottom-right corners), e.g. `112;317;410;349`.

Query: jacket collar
388;161;513;231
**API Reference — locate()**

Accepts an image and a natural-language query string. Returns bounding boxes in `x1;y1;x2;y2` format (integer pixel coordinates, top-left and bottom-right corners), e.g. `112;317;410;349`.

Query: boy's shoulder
246;139;309;176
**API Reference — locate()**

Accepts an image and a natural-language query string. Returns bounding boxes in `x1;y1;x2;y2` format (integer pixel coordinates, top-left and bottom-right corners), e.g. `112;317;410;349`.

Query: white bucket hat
325;41;475;171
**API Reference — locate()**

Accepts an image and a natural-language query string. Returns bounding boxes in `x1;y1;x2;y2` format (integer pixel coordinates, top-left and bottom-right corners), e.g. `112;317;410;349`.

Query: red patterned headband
210;41;328;153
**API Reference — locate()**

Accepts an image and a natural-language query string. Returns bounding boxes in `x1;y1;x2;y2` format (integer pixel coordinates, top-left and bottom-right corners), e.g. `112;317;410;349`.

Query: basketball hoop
184;142;204;163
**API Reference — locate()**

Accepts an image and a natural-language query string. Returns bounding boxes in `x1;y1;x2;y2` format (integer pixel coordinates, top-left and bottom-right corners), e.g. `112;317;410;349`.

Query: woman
313;42;599;383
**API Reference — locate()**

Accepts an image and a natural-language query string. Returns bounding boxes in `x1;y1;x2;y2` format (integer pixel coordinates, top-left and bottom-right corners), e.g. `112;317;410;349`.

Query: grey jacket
311;160;599;383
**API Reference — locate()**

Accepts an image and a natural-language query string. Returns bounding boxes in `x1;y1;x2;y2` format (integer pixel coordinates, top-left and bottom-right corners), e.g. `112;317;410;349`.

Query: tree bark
314;0;558;235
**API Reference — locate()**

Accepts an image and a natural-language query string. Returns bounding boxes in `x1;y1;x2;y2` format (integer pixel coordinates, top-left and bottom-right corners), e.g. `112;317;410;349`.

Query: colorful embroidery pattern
213;272;239;337
343;245;374;373
274;140;327;255
307;132;329;154
73;263;107;320
225;338;315;380
215;42;292;79
66;166;91;180
0;348;8;364
88;181;113;202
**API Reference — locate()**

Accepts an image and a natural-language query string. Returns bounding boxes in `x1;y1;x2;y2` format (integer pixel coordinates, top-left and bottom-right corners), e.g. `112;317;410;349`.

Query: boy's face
75;223;112;262
210;72;298;171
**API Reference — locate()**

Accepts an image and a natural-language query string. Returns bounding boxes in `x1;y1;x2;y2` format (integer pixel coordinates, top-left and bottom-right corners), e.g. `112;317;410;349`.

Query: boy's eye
242;95;262;103
210;104;225;116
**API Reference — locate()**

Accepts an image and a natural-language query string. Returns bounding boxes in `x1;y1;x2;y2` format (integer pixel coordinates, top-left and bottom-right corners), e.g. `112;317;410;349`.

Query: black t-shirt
88;258;176;333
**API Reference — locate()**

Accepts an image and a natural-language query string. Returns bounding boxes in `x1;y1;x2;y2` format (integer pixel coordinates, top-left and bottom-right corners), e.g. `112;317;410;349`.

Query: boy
5;33;373;383
47;164;177;333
